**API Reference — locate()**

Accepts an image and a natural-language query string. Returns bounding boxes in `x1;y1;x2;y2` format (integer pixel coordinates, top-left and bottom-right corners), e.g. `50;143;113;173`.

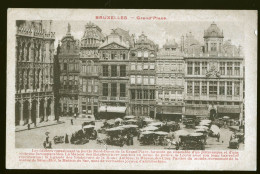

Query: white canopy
99;106;126;113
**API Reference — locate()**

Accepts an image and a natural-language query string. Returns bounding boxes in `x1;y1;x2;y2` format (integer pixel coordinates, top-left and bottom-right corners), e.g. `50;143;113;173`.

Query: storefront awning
218;107;241;114
185;107;208;116
157;106;183;115
99;106;126;113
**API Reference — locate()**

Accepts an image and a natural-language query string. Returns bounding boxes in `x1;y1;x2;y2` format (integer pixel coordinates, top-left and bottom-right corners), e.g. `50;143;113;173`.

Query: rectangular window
111;83;117;96
194;81;200;95
143;90;148;99
202;62;207;75
137;63;142;70
164;76;170;85
219;82;225;95
202;81;207;95
150;63;155;70
227;81;232;95
150;76;155;85
194;62;200;75
211;43;217;51
150;90;155;99
137;51;142;57
94;85;98;93
137;76;142;84
144;51;148;57
111;65;117;77
187;81;193;95
234;82;240;96
227;62;233;75
103;65;108;76
120;65;126;77
102;83;108;96
88;85;92;93
63;63;67;71
120;84;126;97
130;75;135;84
143;76;148;85
131;63;135;70
111;53;116;60
234;62;240;76
137;90;142;99
143;63;148;70
220;62;225;75
187;62;193;75
131;89;135;99
209;81;217;95
87;106;92;114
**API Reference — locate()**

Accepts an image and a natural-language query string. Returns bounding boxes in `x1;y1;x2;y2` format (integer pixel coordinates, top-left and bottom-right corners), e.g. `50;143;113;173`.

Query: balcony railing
17;27;55;39
100;96;128;101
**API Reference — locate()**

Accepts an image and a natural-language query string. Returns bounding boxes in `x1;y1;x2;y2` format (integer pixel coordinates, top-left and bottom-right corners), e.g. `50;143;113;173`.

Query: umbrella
124;115;136;119
195;125;209;130
141;131;154;135
210;125;220;135
200;120;212;123
195;129;207;133
125;125;138;128
106;127;124;131
141;126;158;131
223;116;230;119
83;125;95;129
154;131;169;135
148;122;163;127
174;130;189;136
115;118;123;122
189;133;203;136
126;119;137;122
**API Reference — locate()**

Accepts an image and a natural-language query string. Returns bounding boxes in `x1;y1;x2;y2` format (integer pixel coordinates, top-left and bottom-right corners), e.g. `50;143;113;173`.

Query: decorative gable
100;42;128;50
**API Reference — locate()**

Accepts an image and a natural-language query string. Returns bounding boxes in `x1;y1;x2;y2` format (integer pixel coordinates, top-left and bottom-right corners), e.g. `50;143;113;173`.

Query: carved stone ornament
206;61;220;78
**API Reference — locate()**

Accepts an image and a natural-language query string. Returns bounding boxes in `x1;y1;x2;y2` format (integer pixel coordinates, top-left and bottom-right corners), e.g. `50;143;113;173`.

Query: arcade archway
31;100;37;124
15;102;20;126
23;100;29;124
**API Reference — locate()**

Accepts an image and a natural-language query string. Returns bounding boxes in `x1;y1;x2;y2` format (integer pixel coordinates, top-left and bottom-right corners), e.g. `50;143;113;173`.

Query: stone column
48;100;55;121
36;99;40;123
154;106;156;119
44;99;48;121
19;101;24;126
28;101;32;124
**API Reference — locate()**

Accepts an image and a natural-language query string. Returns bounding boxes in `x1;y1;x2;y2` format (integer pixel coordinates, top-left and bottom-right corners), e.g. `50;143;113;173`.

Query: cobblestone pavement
15;117;244;150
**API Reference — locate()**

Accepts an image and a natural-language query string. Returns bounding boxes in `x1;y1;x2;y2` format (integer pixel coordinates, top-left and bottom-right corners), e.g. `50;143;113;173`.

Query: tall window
150;90;155;99
137;75;142;84
111;53;116;60
143;76;148;85
187;62;193;75
130;75;135;84
120;84;126;97
143;63;148;70
63;63;67;71
111;83;117;96
143;90;148;99
102;83;108;96
137;63;142;70
88;84;92;92
137;90;142;99
194;62;200;75
94;85;98;93
150;76;155;85
219;82;225;95
131;89;135;99
150;63;155;70
202;81;207;95
131;63;135;70
220;62;225;75
227;62;233;75
194;81;200;95
187;81;193;95
234;62;240;76
144;51;148;57
103;65;108;76
234;82;240;96
211;43;217;51
111;65;117;77
137;51;142;57
202;62;207;75
209;81;217;95
227;81;232;95
120;65;126;77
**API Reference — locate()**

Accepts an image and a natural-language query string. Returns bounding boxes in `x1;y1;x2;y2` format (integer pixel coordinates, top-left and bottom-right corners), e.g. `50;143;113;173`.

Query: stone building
129;32;158;117
58;24;81;116
183;22;244;121
98;28;132;118
156;39;185;121
15;20;55;125
78;22;104;117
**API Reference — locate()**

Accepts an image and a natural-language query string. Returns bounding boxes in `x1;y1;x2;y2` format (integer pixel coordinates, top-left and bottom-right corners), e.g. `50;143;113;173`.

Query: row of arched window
16;41;45;62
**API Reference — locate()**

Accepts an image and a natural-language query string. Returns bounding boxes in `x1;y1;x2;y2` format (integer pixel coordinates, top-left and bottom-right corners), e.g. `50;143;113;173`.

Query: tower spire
67;23;71;36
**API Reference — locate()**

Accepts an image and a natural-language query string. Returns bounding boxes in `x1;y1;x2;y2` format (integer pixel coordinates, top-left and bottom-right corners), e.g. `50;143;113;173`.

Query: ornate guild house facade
156;40;185;121
129;33;157;117
15;20;55;125
183;22;244;121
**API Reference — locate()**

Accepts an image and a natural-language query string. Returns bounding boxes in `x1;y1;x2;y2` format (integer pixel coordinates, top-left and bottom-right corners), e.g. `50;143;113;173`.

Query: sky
52;20;244;49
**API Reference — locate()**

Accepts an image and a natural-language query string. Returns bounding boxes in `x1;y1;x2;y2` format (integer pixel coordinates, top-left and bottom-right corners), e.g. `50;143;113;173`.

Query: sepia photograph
6;9;257;170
